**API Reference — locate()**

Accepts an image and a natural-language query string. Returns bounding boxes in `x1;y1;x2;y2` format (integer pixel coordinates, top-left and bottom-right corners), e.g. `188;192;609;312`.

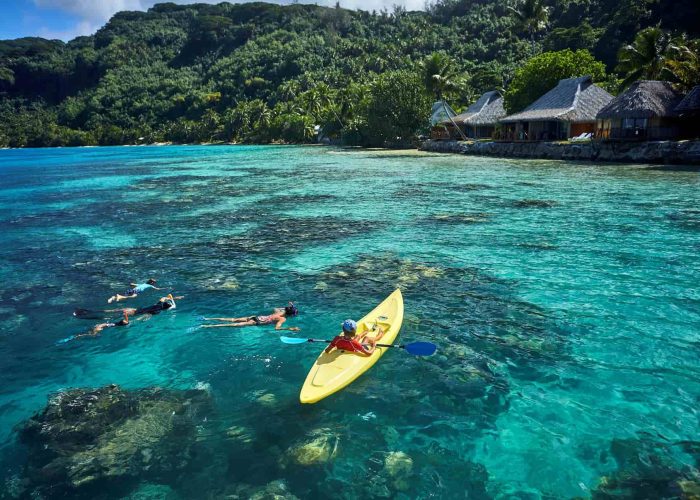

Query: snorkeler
64;311;131;342
74;295;182;320
107;279;162;303
61;296;179;345
202;302;300;331
324;319;385;356
129;294;179;317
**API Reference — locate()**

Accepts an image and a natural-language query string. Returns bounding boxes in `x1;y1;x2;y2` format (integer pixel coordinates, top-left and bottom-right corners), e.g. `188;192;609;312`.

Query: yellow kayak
300;289;404;404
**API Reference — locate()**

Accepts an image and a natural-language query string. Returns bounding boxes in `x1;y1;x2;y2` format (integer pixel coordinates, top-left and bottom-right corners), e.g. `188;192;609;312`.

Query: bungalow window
623;118;648;129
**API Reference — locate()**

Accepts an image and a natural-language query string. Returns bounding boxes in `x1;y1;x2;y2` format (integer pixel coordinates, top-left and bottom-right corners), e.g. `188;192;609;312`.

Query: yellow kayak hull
300;289;404;404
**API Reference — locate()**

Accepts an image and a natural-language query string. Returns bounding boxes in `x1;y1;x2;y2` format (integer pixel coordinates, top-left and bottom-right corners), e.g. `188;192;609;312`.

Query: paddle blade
280;336;308;344
404;341;437;356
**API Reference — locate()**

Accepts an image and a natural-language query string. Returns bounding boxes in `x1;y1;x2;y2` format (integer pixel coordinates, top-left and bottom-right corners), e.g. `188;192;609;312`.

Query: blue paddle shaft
279;337;437;356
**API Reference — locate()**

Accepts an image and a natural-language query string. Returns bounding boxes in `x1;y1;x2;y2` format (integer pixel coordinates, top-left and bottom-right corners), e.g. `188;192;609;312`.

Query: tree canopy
0;0;698;148
504;49;609;114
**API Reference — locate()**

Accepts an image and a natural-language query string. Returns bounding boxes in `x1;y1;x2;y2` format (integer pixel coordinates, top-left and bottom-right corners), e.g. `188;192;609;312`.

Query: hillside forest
0;0;698;148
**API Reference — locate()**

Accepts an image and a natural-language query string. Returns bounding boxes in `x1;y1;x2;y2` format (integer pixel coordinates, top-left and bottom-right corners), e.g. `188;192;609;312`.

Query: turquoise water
0;145;698;498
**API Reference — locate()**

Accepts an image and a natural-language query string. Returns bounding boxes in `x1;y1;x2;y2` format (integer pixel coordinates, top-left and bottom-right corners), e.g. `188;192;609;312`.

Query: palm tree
665;37;700;91
421;52;458;101
617;27;675;89
421;53;468;140
277;80;300;101
507;0;550;41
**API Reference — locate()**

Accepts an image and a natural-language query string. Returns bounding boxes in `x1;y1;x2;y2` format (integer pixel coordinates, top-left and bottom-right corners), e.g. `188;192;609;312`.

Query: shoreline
0;142;431;154
420;139;700;166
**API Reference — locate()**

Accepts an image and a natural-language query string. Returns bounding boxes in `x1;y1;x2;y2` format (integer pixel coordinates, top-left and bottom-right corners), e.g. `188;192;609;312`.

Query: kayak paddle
280;336;437;356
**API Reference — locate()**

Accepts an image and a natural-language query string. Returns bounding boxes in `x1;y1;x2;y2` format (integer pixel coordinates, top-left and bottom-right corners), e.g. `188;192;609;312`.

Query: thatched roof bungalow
500;76;613;141
596;80;684;140
439;91;506;139
429;100;459;140
675;85;700;139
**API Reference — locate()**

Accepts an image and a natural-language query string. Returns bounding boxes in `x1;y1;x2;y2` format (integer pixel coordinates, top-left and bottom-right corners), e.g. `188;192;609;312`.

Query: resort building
596;80;684;140
675;85;700;139
429;100;459;140
439;91;506;139
500;76;613;141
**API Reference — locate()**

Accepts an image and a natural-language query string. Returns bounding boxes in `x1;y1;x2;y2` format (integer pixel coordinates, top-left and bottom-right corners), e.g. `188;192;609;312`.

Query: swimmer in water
107;279;163;303
71;311;131;341
74;295;182;320
202;302;300;331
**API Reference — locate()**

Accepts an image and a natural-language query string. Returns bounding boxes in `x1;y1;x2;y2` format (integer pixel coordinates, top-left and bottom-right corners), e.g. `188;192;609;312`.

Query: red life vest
329;336;366;354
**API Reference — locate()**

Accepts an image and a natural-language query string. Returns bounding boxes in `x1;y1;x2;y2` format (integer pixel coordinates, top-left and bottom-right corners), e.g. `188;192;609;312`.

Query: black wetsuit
134;301;173;316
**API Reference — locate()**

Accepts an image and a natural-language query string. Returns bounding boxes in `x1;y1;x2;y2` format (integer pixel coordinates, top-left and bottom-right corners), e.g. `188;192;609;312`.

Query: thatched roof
440;91;505;126
675;85;700;115
501;76;613;123
597;80;683;119
464;91;506;126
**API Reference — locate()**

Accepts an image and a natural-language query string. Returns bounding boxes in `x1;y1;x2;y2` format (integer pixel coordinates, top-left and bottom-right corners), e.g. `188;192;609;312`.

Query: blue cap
342;319;357;333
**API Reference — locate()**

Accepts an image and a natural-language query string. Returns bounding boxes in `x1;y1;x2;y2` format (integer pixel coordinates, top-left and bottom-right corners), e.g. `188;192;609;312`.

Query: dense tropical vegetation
0;0;698;148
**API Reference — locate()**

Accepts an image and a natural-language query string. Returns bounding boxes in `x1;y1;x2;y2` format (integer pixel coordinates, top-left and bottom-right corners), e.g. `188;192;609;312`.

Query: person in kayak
72;311;131;341
108;279;162;303
324;319;385;356
202;302;300;331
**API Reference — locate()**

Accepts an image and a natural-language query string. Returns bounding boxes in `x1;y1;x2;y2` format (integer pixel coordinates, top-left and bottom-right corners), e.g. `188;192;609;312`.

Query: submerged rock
285;428;339;466
384;451;413;490
678;480;700;499
129;482;180;500
227;479;300;500
256;393;278;408
512;199;557;208
429;213;491;224
250;479;300;500
18;384;213;496
226;425;255;447
592;438;699;499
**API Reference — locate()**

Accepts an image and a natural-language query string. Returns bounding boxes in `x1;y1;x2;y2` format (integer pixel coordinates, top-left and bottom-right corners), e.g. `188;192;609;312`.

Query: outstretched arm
275;317;300;332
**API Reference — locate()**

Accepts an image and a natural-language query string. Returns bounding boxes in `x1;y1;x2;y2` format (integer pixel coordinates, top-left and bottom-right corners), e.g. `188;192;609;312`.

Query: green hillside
0;0;698;147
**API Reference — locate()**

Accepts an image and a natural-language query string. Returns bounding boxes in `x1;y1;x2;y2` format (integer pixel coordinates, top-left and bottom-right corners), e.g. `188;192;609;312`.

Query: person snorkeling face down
201;301;300;331
324;319;385;356
72;311;131;341
108;278;162;303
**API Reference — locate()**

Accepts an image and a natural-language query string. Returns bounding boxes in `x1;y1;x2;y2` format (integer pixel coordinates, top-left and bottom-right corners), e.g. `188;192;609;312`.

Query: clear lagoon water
0;145;698;499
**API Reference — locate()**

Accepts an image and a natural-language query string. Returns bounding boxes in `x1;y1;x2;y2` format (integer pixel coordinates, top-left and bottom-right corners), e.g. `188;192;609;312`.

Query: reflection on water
0;145;699;498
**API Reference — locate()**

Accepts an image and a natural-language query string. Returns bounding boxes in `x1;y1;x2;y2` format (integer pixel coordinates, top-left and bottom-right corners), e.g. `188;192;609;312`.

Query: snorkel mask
164;295;176;310
285;302;298;316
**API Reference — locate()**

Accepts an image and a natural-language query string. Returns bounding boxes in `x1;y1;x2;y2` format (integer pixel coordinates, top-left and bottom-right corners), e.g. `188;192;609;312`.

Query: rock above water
17;384;213;496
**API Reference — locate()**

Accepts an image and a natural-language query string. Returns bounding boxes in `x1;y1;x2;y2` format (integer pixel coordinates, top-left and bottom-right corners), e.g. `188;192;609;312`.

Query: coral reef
285;428;340;466
17;384;213;496
592;438;700;499
384;451;413;490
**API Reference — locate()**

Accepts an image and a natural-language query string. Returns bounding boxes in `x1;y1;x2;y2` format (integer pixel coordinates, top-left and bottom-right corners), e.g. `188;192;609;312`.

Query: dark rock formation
17;384;213;497
592;438;700;499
